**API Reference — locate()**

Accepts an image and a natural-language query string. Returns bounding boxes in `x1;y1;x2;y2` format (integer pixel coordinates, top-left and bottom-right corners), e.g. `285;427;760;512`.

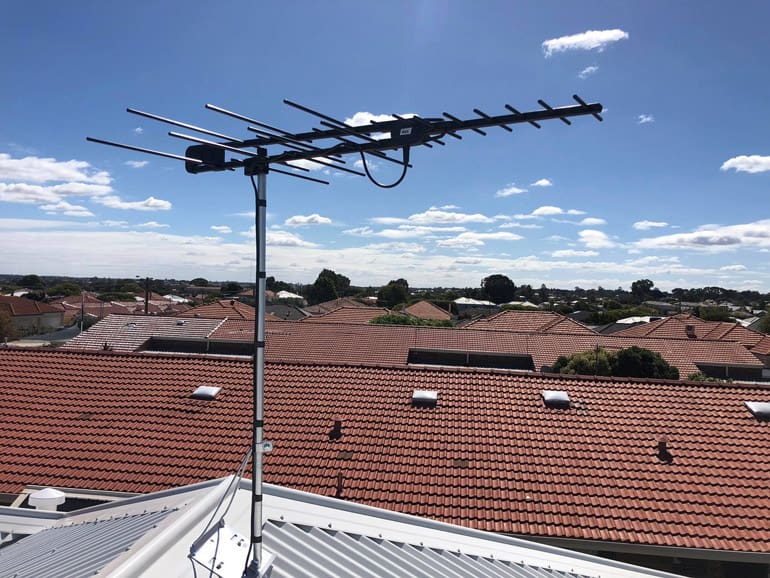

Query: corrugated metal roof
262;520;591;578
0;509;174;578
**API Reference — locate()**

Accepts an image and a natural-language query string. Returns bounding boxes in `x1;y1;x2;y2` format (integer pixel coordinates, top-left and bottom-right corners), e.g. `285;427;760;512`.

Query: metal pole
248;150;267;576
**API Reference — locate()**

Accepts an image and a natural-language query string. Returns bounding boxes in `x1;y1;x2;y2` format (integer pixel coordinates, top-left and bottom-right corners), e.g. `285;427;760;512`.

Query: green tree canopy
551;346;679;380
481;274;516;304
17;274;45;289
377;279;409;308
190;277;209;287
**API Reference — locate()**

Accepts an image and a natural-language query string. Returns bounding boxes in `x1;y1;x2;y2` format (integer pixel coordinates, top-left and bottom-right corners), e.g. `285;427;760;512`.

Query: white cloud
136;221;169;229
0;154;111;184
578;66;599;79
39;201;94;217
436;231;524;249
101;220;129;228
720;264;747;271
530;178;552;187
371;208;494;225
635;220;770;252
499;222;542;230
284;213;332;227
211;225;232;234
566;209;586;215
133;127;144;135
542;29;629;57
532;205;564;216
440;204;460;210
579;229;616;249
344;111;415;140
633;220;669;230
579;217;606;226
266;230;318;247
637;114;655;124
495;184;527;197
551;249;599;258
344;225;466;239
720;155;770;174
94;195;172;211
125;160;149;168
0;182;60;204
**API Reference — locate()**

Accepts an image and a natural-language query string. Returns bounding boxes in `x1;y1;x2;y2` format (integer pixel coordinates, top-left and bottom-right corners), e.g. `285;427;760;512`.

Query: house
0;477;677;578
463;310;596;335
61;314;767;380
613;314;770;368
177;299;256;320
302;306;391;324
0;347;767;577
453;296;497;314
0;296;64;337
404;300;452;321
303;297;371;316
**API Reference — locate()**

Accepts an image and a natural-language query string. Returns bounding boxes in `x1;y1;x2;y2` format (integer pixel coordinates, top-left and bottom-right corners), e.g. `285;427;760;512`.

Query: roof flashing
191;385;222;400
542;389;570;409
744;401;770;420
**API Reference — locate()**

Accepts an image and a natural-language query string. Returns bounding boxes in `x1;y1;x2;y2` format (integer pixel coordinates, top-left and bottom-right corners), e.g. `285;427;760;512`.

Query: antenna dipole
87;93;603;578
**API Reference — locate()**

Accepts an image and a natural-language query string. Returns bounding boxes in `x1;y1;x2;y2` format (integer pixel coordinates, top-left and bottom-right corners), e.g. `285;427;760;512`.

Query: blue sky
2;1;770;291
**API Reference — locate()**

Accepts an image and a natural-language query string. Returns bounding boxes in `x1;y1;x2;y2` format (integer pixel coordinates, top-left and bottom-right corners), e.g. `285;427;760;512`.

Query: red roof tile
0;296;62;316
464;310;596;334
178;299;255;320
1;348;770;554
404;300;452;321
303;297;369;315
302;306;390;324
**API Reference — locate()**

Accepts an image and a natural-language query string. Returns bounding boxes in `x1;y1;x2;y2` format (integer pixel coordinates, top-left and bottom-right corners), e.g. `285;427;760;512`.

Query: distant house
404;300;452;321
303;297;370;316
177;299;255;320
0;347;768;577
0;296;63;336
464;310;596;335
453;296;497;314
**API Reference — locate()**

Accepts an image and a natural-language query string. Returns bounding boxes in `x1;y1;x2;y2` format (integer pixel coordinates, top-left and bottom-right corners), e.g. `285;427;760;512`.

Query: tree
48;281;82;297
220;282;243;296
481;274;516;304
377;279;409;308
613;346;679;379
17;274;45;289
759;314;770;334
0;311;19;342
190;277;209;287
630;279;654;303
551;346;679;380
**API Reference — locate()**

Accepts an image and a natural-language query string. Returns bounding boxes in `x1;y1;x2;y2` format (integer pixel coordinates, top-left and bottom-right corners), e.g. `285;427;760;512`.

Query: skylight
412;390;438;407
191;386;221;400
744;401;770;420
542;390;570;409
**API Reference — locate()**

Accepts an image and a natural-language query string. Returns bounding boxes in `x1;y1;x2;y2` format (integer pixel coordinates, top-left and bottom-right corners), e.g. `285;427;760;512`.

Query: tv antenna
87;94;603;577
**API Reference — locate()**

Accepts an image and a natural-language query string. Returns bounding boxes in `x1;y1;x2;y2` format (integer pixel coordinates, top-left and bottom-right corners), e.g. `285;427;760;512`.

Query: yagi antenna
87;93;603;578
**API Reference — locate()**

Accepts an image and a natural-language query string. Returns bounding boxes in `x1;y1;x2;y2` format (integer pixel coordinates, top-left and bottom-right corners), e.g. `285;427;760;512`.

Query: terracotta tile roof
614;314;770;351
303;297;369;315
302;306;391;324
464;310;596;334
2;348;770;554
0;296;61;316
61;315;224;352
66;319;764;378
404;300;452;321
177;299;255;320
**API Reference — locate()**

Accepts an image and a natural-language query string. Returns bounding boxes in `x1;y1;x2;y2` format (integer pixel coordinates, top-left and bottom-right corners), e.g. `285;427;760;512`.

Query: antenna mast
88;94;603;577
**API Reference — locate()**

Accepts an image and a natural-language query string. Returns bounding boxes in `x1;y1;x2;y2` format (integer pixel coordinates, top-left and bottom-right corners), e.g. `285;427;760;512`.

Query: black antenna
87;93;603;578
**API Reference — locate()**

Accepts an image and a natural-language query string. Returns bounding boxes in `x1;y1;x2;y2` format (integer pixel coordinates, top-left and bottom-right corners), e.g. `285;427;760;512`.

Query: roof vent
745;401;770;420
176;319;186;326
412;390;438;407
685;324;696;338
542;390;570;408
191;386;221;400
28;488;66;511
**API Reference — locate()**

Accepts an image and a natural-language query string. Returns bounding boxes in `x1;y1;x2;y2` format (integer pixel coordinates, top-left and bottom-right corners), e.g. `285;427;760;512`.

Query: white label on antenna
400;127;412;136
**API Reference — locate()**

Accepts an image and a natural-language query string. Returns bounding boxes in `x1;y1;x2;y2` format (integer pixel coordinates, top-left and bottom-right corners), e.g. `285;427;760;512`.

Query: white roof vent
28;488;66;511
744;401;770;420
412;390;438;407
542;390;571;408
191;386;221;400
